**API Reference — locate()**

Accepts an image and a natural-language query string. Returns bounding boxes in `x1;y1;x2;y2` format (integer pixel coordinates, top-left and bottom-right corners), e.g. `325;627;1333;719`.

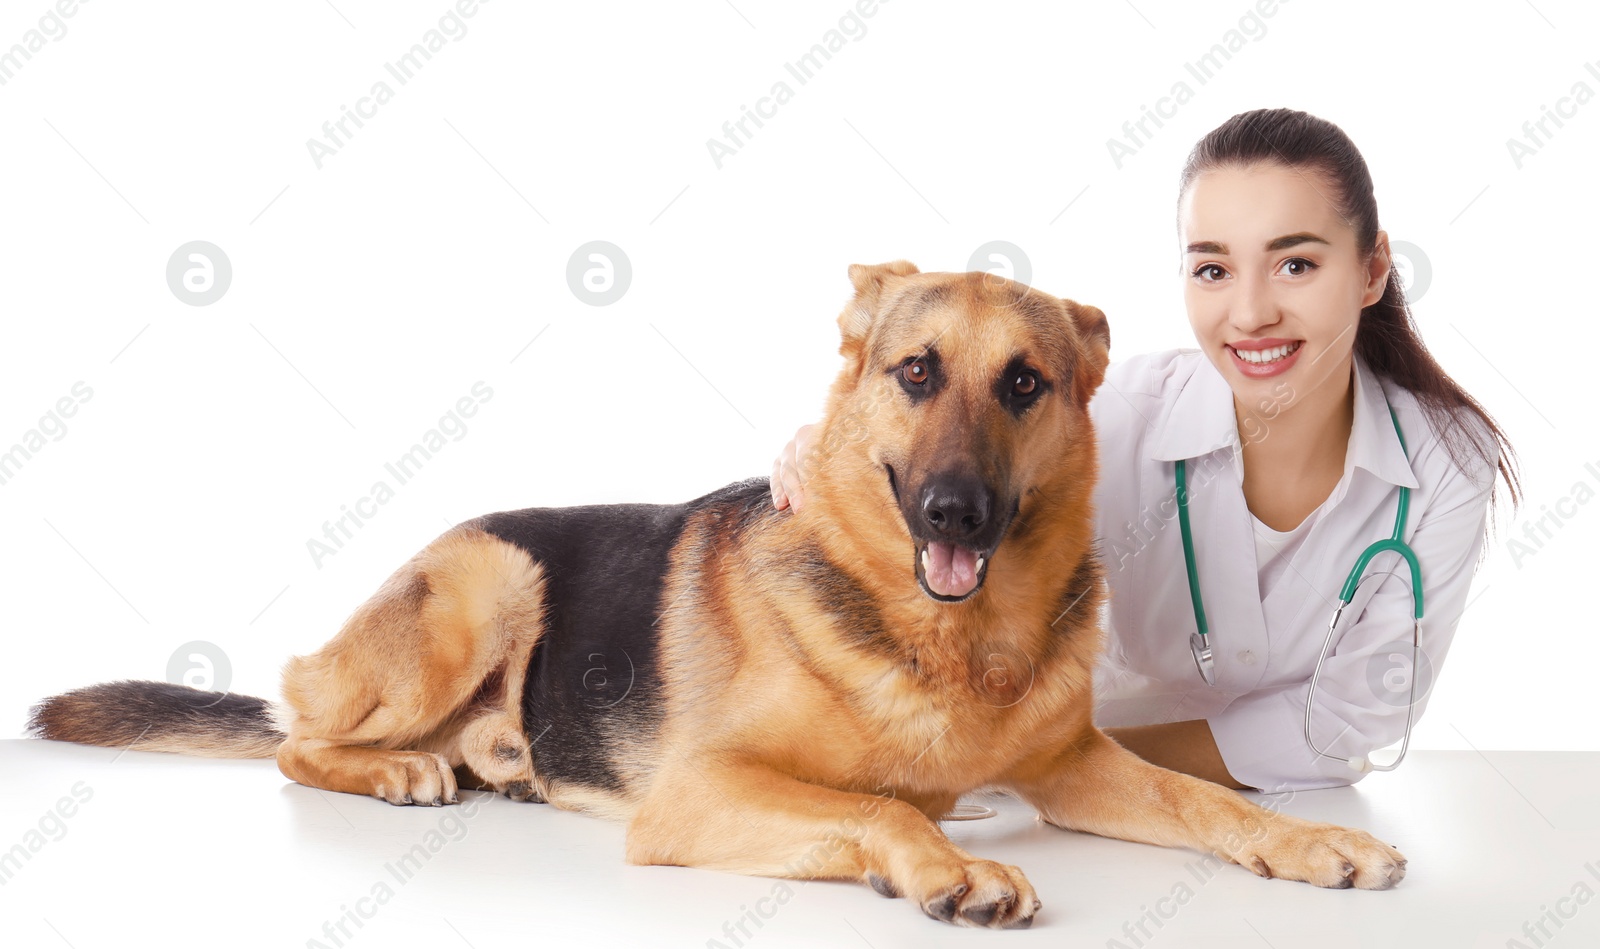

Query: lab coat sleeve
1206;440;1498;793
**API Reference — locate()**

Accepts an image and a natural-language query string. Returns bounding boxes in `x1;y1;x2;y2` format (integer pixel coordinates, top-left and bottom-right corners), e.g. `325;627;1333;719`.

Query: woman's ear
838;260;920;362
1365;230;1393;308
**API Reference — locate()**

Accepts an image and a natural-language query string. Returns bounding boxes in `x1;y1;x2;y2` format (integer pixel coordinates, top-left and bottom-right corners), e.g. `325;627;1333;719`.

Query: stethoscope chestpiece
1189;631;1216;687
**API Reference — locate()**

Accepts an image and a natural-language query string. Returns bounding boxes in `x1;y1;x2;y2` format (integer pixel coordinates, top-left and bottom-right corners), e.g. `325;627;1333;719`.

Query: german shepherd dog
29;261;1406;928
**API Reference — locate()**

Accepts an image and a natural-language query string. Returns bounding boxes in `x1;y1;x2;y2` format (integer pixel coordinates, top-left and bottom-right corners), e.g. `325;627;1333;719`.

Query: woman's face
1179;161;1388;415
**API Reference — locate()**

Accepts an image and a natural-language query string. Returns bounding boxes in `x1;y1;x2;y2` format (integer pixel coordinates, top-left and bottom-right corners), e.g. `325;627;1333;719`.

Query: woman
769;108;1522;794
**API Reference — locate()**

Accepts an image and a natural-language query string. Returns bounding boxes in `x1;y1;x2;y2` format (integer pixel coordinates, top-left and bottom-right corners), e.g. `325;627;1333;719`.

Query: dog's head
809;260;1110;604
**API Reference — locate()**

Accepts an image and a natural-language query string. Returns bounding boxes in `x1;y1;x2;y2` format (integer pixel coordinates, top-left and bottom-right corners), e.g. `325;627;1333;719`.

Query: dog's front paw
1240;823;1406;890
872;858;1041;928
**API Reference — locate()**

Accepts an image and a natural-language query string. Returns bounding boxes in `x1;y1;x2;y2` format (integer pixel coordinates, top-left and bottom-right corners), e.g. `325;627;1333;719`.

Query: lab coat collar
1148;349;1420;490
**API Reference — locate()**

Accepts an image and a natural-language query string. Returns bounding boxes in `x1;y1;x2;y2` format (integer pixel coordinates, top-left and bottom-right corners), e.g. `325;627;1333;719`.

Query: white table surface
0;739;1594;948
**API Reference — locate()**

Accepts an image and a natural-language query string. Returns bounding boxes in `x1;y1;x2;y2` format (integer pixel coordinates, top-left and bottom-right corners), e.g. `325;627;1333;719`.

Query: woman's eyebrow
1185;232;1333;255
1265;231;1331;251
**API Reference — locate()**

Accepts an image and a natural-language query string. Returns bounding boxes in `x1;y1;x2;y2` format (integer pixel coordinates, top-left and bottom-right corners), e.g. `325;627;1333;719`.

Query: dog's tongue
925;542;980;597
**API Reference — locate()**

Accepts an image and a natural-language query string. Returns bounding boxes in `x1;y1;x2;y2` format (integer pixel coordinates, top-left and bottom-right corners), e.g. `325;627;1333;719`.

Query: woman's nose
1228;275;1279;332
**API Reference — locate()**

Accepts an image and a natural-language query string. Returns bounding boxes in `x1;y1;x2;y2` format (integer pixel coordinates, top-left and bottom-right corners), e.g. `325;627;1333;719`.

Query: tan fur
275;527;546;805
256;261;1403;927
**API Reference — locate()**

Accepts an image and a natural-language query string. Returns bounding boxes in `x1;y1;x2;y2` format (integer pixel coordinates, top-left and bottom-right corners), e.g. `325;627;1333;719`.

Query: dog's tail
27;680;286;759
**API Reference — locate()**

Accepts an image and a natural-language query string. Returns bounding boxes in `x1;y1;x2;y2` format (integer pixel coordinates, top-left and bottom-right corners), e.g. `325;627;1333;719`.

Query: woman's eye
1012;370;1039;397
1279;257;1318;277
1191;263;1227;282
902;358;929;385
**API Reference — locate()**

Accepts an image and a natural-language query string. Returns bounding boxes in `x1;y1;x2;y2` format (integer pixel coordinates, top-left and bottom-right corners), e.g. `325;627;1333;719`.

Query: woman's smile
1227;337;1304;377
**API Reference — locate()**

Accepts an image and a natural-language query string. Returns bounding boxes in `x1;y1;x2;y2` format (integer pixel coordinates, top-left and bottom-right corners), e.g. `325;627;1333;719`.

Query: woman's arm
1101;720;1248;789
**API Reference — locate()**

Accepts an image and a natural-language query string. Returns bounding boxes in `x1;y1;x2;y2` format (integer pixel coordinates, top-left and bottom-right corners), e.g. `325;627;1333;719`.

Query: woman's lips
1226;339;1303;377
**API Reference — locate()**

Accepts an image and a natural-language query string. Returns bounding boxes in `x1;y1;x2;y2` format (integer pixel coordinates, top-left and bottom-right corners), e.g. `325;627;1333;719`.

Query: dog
29;260;1406;929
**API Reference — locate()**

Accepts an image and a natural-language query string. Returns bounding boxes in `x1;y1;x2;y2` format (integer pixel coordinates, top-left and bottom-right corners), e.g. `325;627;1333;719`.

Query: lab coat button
1237;650;1256;665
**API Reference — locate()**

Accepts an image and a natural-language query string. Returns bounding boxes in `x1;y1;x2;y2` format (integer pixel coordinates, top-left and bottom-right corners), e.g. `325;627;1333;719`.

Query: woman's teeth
1231;341;1302;364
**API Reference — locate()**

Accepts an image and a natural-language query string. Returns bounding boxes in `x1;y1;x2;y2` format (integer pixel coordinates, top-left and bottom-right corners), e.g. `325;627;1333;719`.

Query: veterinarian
769;108;1522;794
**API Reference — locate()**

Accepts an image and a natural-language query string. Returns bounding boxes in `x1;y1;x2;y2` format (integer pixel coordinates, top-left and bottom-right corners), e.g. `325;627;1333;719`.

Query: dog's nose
920;474;992;540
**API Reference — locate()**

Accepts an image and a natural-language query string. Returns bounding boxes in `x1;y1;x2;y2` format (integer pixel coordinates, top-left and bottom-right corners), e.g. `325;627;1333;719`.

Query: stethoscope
1174;399;1423;774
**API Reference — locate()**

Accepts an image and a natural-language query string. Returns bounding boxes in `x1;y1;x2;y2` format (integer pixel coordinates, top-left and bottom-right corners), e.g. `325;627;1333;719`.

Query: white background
2;0;1596;757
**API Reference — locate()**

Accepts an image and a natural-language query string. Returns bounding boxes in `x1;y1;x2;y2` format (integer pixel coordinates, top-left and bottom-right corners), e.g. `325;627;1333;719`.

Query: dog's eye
902;358;929;386
1012;370;1039;397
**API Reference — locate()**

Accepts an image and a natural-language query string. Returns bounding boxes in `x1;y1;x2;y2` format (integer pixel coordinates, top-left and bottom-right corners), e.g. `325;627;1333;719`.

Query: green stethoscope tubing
1174;399;1424;773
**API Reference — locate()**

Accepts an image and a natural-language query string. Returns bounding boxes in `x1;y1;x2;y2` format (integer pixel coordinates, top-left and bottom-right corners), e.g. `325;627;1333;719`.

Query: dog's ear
1065;299;1111;403
838;260;920;363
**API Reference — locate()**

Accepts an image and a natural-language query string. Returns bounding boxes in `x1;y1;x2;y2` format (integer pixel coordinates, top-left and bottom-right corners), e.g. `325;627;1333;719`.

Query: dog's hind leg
448;704;545;802
275;527;547;806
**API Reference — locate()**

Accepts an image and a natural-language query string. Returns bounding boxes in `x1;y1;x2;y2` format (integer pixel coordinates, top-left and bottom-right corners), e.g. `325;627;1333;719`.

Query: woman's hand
769;423;818;512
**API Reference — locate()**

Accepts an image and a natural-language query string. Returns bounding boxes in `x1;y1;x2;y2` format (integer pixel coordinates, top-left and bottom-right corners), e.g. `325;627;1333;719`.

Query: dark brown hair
1177;107;1522;526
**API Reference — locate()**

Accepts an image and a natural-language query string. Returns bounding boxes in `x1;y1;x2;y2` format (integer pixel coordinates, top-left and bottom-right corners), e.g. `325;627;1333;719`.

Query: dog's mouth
915;540;991;602
887;463;1006;604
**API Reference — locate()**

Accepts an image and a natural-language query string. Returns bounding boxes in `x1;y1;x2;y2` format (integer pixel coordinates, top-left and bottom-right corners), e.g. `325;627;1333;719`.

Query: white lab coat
1087;348;1497;792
